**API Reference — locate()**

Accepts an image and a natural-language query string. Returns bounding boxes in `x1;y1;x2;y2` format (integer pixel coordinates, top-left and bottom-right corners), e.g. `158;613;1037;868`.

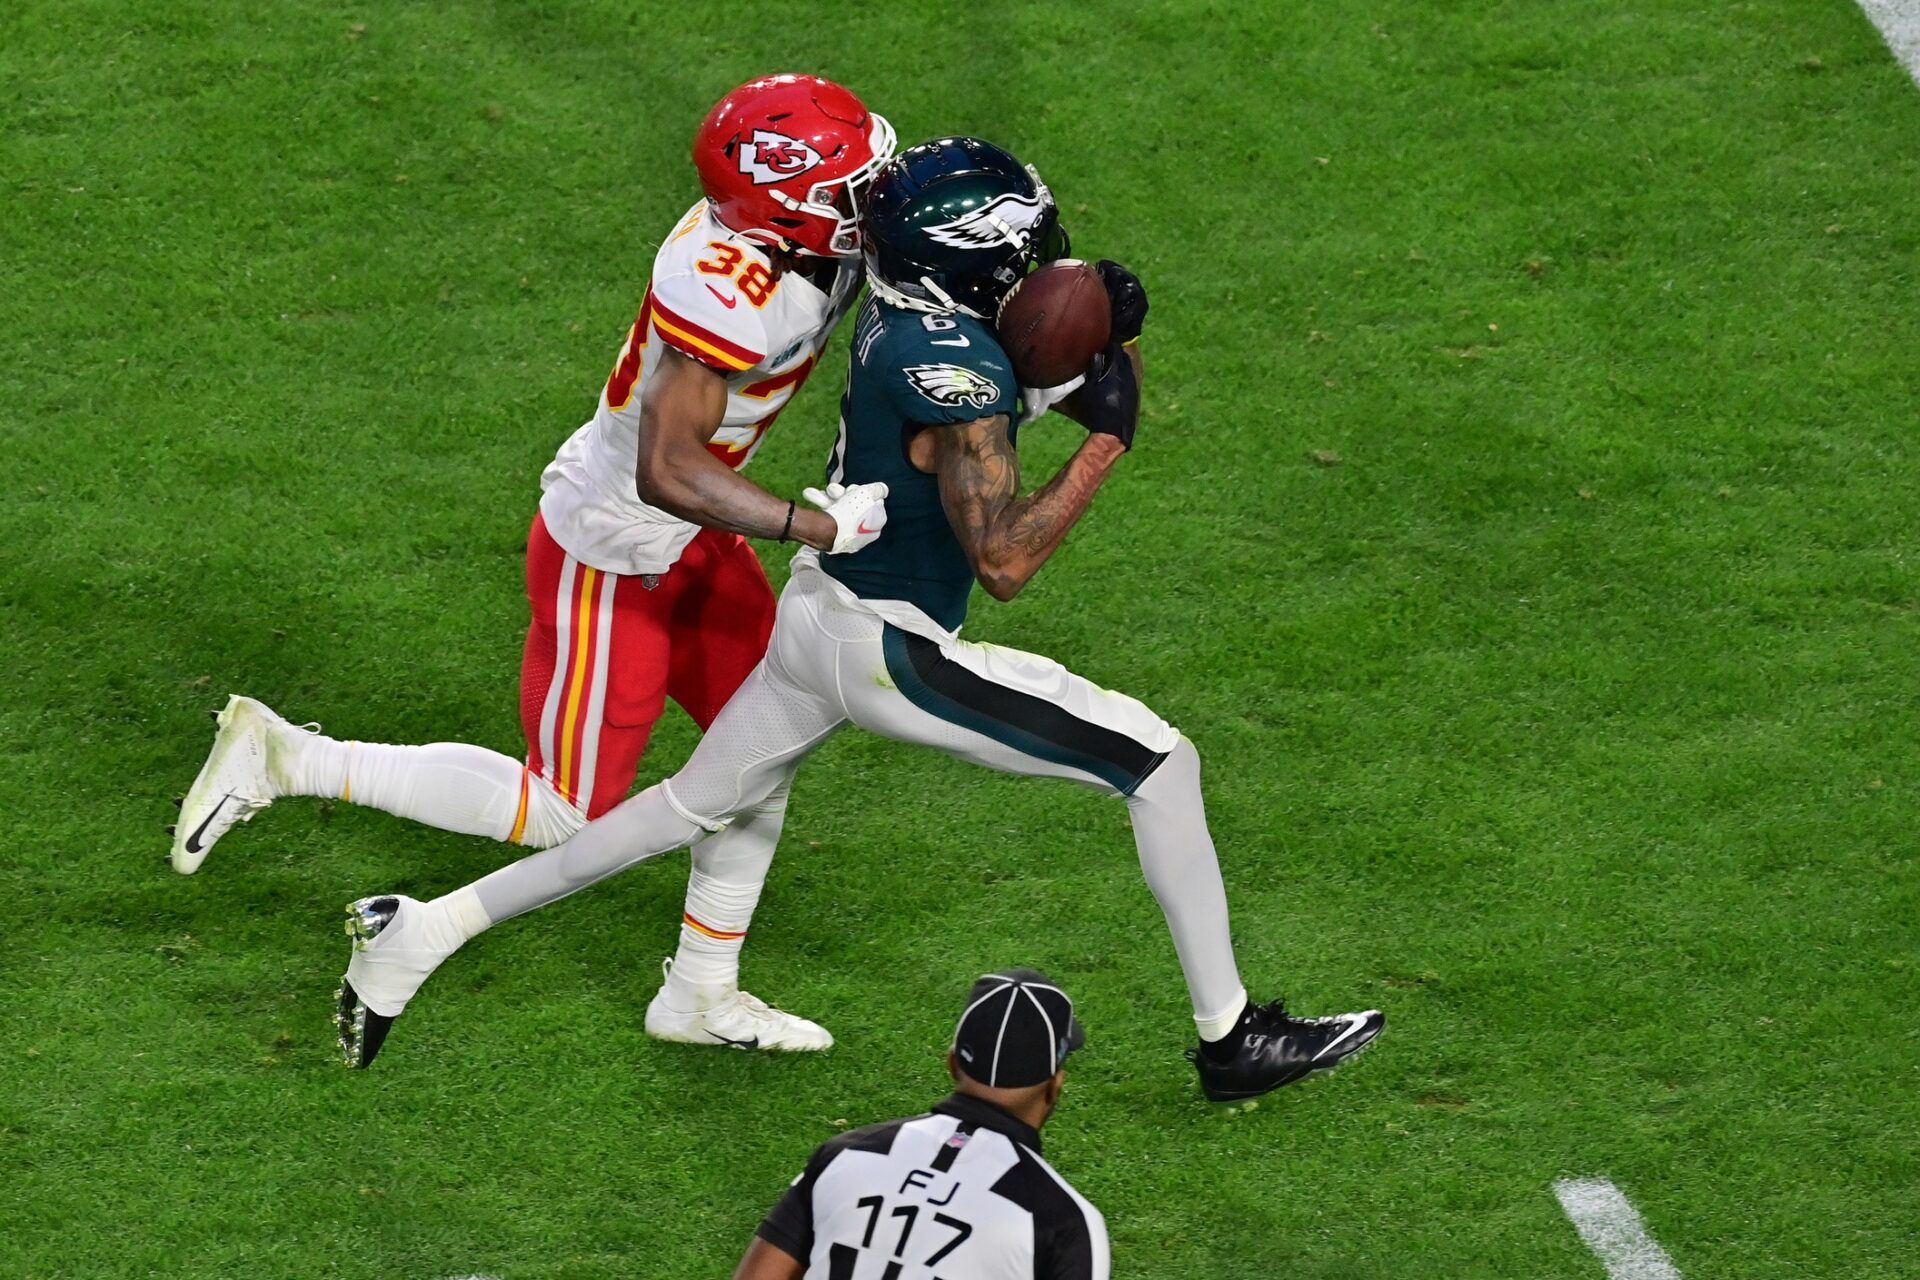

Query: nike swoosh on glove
802;481;891;554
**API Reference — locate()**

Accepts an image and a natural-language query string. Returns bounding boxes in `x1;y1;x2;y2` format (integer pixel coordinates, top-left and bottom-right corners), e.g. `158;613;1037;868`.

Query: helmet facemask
767;114;897;257
864;161;1070;318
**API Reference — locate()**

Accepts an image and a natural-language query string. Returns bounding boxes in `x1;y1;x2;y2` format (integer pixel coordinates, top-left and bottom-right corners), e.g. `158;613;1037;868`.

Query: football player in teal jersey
335;138;1383;1103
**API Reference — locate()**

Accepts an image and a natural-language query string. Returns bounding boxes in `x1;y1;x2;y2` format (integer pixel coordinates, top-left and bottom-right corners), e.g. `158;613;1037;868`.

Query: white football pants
448;566;1249;1033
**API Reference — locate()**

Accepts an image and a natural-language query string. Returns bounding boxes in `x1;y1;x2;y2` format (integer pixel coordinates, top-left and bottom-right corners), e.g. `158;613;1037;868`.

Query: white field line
1553;1179;1684;1280
1857;0;1920;84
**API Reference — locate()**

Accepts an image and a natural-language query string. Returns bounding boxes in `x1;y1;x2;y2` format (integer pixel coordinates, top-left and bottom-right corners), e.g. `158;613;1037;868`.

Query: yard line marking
1857;0;1920;85
1553;1179;1683;1280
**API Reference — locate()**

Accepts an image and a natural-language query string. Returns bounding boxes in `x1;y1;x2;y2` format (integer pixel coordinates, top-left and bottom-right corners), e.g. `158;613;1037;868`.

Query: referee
733;969;1109;1280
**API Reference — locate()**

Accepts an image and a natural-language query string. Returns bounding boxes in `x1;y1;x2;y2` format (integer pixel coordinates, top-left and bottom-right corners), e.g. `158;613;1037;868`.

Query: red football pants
518;512;776;819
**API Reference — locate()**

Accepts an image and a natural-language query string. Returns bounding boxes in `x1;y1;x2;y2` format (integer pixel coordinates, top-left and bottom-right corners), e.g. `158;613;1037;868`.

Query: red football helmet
693;74;895;258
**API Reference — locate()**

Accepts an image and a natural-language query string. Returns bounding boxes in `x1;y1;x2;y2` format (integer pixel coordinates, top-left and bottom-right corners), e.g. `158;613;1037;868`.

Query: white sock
279;733;544;844
435;884;494;945
1124;736;1249;1030
664;781;790;999
1194;990;1250;1043
464;785;704;929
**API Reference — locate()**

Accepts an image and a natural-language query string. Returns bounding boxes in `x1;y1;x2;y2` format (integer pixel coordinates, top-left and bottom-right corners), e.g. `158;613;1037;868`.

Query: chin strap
917;274;968;314
863;267;986;319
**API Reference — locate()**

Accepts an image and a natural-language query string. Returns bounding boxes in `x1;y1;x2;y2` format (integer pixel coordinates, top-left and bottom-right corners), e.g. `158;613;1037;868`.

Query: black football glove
1075;337;1141;450
1096;259;1148;344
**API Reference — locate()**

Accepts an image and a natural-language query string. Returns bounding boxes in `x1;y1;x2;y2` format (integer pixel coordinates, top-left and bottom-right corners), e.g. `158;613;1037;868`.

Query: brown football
995;260;1111;387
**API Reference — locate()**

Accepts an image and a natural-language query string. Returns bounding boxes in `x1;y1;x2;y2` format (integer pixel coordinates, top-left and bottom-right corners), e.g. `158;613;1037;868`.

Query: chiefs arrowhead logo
738;129;823;186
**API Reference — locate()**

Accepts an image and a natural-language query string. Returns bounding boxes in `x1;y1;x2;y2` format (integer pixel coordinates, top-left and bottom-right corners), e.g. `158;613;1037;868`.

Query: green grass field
6;1;1919;1276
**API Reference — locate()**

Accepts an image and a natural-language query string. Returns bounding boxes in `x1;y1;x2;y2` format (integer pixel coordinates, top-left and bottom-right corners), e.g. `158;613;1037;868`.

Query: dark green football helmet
859;136;1070;319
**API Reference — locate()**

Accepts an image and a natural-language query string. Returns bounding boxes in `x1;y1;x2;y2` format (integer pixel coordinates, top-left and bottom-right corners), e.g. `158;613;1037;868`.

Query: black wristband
780;500;796;542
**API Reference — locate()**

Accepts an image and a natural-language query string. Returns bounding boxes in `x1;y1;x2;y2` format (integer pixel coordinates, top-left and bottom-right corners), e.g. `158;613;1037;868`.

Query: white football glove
1018;374;1087;427
803;481;890;555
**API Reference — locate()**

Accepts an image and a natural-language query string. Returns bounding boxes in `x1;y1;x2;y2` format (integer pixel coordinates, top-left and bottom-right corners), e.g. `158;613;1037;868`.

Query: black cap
951;968;1085;1088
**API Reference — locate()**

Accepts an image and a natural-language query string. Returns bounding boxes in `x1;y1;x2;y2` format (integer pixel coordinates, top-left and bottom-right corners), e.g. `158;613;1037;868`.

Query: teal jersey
819;298;1019;632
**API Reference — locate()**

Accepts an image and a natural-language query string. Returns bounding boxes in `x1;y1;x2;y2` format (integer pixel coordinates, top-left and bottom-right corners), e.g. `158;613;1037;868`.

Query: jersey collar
934;1092;1043;1155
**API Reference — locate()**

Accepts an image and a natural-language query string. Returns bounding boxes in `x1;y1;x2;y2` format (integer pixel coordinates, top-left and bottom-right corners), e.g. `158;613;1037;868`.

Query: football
996;260;1112;387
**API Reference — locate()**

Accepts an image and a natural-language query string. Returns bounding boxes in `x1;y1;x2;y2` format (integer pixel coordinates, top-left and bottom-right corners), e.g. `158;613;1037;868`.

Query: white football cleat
171;695;313;874
644;959;833;1052
336;894;464;1068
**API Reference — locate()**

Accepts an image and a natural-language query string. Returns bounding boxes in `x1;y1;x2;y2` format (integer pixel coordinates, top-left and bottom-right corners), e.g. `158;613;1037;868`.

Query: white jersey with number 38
539;200;860;576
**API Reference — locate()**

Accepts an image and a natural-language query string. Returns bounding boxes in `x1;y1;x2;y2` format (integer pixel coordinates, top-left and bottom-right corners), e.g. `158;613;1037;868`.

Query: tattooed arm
924;413;1125;602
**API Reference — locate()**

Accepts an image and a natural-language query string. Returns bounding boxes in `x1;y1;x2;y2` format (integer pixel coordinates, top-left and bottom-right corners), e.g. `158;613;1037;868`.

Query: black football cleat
335;978;396;1069
1187;999;1384;1102
335;896;401;1069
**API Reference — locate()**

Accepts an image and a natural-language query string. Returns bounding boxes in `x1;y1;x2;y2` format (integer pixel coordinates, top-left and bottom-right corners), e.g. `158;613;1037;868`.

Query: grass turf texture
4;1;1918;1276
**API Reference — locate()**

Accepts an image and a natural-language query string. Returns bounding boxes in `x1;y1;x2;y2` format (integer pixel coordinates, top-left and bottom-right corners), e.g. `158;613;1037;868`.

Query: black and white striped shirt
757;1093;1110;1280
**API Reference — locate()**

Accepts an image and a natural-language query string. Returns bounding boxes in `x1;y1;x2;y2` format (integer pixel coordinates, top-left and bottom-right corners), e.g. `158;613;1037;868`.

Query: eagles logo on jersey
904;363;1002;409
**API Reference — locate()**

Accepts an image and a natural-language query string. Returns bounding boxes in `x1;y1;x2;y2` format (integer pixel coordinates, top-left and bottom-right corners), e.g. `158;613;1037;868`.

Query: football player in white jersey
332;139;1384;1100
171;74;893;1055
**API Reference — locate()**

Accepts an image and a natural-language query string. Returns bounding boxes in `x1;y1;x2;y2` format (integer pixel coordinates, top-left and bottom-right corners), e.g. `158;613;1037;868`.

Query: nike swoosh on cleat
184;793;233;854
707;1031;760;1050
1315;1014;1372;1063
705;284;738;309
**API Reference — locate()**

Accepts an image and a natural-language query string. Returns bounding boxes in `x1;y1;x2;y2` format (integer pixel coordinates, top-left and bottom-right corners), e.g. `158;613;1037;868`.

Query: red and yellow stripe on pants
524;523;621;816
516;511;781;822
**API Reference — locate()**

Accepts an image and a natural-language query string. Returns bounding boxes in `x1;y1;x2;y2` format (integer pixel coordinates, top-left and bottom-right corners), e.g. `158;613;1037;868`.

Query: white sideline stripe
1858;0;1920;85
1554;1179;1683;1280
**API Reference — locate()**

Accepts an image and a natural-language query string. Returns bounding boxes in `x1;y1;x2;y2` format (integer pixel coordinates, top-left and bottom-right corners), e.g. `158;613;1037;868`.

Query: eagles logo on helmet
693;74;896;258
923;192;1050;250
858;136;1070;319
